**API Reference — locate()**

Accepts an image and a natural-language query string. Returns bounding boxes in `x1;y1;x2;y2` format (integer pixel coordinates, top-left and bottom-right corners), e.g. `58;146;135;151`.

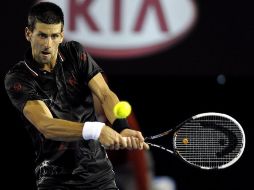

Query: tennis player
4;2;149;189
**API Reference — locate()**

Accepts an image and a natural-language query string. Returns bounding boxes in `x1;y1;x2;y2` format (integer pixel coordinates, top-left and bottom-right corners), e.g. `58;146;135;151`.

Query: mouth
41;51;51;56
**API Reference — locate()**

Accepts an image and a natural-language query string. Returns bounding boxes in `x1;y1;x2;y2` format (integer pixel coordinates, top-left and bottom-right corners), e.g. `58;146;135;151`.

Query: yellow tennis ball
113;101;132;118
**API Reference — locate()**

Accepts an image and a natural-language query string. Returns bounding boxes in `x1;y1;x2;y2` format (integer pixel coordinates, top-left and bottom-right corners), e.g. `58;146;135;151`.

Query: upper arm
88;73;120;123
23;100;53;134
88;73;111;101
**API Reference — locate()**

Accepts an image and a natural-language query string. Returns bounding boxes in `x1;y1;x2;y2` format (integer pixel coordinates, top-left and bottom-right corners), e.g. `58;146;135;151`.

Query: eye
51;34;60;40
38;33;47;39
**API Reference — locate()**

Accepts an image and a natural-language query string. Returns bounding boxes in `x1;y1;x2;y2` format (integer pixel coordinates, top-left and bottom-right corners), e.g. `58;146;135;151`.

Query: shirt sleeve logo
68;76;78;87
12;82;22;92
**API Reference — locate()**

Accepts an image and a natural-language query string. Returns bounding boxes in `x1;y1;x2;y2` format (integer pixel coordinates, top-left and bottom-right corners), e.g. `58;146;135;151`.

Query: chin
41;57;51;63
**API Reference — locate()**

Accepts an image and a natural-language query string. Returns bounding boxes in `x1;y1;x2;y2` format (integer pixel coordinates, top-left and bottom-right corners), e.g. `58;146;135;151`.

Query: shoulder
60;41;88;54
5;61;27;79
59;41;91;65
5;61;34;86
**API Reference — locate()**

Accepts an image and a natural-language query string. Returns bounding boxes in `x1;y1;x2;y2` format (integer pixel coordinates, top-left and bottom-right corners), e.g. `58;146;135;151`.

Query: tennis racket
137;112;245;170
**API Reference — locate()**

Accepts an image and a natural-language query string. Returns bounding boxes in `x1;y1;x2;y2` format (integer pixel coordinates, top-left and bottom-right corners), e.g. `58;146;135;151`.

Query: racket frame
146;112;246;170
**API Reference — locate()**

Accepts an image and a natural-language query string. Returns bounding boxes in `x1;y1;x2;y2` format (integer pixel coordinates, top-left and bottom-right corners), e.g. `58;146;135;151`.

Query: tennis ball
113;101;132;118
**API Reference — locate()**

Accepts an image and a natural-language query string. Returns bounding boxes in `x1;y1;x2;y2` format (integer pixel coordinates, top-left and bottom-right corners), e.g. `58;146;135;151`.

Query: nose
45;37;52;48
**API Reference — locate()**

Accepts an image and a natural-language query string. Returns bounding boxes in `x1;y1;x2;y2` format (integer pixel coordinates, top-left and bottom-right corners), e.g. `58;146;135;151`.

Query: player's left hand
120;129;150;150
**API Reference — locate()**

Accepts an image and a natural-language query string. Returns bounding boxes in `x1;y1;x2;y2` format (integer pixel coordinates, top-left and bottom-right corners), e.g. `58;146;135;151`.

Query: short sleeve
4;72;42;113
70;41;103;83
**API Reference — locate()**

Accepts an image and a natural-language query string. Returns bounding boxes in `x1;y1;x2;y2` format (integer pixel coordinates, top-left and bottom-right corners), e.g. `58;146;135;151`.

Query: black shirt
4;41;112;184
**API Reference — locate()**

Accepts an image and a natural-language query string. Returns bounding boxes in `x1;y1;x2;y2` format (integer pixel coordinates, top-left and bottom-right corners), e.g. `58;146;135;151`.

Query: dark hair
28;2;64;31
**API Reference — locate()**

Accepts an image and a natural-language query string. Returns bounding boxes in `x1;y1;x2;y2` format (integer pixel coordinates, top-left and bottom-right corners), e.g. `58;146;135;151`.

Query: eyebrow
37;31;61;35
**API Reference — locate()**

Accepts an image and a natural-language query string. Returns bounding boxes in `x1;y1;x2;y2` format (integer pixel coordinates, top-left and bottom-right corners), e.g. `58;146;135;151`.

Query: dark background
1;0;253;189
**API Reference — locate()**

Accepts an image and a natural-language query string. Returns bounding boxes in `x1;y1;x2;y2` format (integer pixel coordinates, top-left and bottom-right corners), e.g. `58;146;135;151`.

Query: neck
42;64;54;72
41;52;58;72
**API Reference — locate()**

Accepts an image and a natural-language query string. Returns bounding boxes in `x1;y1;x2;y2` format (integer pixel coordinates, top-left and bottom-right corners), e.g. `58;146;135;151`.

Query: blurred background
1;0;253;189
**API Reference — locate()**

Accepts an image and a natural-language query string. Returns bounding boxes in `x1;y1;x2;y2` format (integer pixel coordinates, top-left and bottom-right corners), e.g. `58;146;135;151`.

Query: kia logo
39;0;197;58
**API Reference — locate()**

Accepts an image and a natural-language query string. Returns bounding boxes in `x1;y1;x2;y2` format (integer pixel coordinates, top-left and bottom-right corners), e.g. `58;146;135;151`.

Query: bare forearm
23;100;83;142
36;116;83;142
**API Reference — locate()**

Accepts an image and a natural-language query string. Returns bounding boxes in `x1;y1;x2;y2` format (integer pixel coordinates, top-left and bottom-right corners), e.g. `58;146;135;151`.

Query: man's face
26;22;64;65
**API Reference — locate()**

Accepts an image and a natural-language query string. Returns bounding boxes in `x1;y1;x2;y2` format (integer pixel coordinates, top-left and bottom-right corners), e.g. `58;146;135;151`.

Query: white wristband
82;122;105;140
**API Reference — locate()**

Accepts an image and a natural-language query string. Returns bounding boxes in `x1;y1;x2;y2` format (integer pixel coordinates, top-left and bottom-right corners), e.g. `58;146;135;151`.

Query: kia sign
39;0;197;58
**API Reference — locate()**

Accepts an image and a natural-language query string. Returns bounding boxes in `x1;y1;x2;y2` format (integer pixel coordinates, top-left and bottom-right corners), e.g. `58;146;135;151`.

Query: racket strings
174;115;244;169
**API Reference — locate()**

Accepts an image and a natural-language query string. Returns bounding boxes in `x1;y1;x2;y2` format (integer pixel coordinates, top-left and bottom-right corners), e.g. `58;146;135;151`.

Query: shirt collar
23;47;64;77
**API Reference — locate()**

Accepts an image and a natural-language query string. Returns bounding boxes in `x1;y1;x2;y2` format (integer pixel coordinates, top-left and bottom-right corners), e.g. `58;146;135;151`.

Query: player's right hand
99;125;127;150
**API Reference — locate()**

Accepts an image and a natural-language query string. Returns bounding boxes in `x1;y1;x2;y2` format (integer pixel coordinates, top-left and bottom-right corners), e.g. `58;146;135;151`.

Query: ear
25;27;32;42
59;31;64;43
